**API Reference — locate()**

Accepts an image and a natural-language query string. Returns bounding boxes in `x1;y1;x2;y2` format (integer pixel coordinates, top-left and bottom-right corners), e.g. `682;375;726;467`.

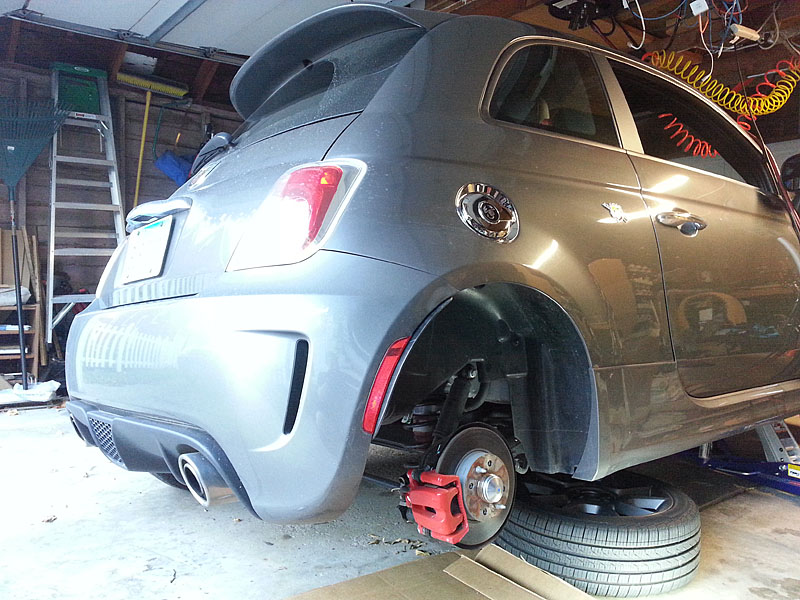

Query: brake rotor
436;425;515;548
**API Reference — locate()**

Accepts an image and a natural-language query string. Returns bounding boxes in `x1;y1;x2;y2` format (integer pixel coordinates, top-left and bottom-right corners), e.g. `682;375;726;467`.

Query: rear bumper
66;250;444;522
66;399;256;515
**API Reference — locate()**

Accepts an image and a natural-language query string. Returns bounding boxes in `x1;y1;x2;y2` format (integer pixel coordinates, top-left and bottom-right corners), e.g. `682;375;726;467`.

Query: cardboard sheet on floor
288;544;591;600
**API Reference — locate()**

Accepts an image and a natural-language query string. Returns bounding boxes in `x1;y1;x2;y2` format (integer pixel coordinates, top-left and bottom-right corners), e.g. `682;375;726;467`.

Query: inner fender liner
384;283;597;476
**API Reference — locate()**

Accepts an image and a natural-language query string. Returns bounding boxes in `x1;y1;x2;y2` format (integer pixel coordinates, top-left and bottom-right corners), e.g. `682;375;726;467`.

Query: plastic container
51;63;107;114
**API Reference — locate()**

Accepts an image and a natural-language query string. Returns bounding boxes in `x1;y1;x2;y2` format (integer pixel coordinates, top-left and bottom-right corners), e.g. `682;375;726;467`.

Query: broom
0;98;69;389
116;73;188;207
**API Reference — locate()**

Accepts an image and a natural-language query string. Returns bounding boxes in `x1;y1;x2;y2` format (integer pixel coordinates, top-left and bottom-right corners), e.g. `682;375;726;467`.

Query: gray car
65;2;800;597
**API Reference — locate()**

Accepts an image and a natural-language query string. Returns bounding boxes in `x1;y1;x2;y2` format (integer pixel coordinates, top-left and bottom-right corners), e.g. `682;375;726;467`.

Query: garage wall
0;64;241;294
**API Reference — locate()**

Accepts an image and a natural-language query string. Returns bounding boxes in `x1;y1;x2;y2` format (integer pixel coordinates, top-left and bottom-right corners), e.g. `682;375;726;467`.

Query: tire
496;471;700;597
151;471;188;490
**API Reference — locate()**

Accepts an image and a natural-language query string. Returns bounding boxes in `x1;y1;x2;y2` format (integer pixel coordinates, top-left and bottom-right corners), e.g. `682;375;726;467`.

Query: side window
610;61;774;192
489;45;618;147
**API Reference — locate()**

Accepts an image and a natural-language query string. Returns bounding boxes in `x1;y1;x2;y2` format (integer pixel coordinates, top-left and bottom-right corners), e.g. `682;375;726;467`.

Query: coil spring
644;51;800;117
658;113;718;158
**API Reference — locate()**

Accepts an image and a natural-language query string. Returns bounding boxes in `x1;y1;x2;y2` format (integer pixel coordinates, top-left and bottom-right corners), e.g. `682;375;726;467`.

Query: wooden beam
108;43;128;82
4;19;21;63
191;60;218;102
427;0;542;18
513;4;660;51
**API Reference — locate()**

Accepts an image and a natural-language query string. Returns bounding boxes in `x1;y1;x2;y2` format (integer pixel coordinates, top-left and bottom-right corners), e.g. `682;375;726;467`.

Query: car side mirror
191;132;231;175
780;153;800;193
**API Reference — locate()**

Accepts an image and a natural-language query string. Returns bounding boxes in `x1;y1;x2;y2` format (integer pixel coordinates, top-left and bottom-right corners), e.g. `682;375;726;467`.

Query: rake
0;98;69;389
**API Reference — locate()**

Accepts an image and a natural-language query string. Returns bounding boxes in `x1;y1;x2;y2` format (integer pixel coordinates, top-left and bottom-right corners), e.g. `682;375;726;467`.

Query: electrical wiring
664;1;688;51
590;21;618;50
615;16;639;48
644;51;800;117
698;13;716;82
629;0;647;50
629;0;686;22
694;0;747;55
658;113;719;157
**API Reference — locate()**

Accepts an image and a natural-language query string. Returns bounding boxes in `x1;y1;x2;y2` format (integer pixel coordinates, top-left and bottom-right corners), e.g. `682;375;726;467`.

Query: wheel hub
455;450;511;522
435;425;516;547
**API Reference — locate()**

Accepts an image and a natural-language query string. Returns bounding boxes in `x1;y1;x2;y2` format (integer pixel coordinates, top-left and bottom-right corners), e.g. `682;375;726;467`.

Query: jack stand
695;420;800;495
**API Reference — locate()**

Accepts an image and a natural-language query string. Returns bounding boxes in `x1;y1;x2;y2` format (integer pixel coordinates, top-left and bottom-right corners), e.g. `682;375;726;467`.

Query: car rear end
65;4;454;523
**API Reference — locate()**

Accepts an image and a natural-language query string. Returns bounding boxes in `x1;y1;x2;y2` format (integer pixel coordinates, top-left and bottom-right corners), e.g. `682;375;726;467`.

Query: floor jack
695;420;800;495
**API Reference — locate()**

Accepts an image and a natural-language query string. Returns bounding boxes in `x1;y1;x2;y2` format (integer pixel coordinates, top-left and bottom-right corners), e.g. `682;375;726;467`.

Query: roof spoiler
229;3;453;119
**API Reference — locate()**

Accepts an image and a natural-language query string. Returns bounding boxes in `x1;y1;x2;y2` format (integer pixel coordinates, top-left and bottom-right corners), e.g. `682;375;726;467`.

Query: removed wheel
151;471;188;490
436;425;516;548
497;471;700;597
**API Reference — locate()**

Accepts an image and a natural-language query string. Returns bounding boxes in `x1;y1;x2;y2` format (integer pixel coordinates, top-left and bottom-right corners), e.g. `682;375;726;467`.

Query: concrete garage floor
1;407;799;600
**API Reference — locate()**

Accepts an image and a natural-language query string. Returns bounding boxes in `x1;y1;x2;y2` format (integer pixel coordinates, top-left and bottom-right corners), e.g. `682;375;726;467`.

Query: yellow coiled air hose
644;51;800;117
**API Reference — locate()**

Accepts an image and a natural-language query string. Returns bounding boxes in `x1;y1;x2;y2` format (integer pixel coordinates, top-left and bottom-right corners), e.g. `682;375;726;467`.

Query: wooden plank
108;42;128;82
21;227;34;295
192;60;219;103
513;4;659;49
31;234;47;367
32;301;40;380
427;0;543;17
3;20;21;63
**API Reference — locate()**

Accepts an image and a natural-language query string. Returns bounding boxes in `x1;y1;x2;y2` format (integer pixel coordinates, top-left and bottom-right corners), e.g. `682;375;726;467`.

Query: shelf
0;303;40;381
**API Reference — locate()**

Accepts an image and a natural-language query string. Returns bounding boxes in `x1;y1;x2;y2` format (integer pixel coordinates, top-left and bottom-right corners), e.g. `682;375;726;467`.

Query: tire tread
496;476;701;597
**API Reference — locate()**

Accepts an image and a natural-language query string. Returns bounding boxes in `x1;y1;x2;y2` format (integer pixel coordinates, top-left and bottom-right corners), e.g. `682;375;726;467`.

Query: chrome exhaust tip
178;452;238;507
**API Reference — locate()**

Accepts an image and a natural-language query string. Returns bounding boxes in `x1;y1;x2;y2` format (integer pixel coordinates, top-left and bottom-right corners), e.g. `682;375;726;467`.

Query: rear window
234;28;423;143
489;44;618;147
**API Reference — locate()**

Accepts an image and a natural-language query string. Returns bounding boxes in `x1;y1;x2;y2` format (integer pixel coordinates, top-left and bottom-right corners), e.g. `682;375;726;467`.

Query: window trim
624;147;773;193
604;56;776;193
593;56;643;154
597;53;770;157
479;37;624;152
482;35;769;158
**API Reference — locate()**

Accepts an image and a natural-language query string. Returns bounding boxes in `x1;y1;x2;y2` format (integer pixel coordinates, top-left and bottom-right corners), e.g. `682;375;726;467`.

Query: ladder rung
52;294;95;304
54;202;121;211
67;111;109;121
55;229;117;239
55;155;115;167
63;118;107;129
54;248;115;257
55;178;112;189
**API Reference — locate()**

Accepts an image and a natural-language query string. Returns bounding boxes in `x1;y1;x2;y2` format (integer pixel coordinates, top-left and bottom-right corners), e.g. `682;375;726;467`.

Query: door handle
656;210;707;237
126;196;192;233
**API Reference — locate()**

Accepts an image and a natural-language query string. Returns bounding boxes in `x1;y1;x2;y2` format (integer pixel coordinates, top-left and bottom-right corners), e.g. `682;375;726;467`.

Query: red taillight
282;166;343;246
363;337;410;434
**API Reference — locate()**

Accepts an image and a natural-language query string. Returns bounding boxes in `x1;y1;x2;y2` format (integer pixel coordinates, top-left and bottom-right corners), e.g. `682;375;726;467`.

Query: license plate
121;215;174;284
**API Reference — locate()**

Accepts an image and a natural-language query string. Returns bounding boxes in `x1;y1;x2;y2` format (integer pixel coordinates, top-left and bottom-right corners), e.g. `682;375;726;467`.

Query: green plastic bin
51;63;108;115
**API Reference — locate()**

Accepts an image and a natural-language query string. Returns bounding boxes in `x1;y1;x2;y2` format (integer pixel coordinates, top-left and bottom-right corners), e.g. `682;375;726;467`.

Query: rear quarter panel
324;17;671;369
324;17;800;478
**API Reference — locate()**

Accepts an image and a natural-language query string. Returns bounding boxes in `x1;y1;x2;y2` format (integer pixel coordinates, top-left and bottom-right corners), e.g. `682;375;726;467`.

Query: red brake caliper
404;469;469;544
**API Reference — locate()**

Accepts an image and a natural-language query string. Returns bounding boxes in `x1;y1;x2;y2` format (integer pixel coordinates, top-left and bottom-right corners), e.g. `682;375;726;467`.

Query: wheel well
377;282;596;475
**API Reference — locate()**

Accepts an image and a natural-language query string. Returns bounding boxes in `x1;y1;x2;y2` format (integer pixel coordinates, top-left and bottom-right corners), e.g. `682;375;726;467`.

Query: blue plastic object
154;150;193;186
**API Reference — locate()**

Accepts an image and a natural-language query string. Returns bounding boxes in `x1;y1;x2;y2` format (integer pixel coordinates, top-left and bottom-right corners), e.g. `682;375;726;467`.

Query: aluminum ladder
48;68;126;343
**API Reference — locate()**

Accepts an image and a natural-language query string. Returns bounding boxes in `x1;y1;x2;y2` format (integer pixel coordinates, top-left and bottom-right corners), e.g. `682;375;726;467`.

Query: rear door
607;60;800;398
